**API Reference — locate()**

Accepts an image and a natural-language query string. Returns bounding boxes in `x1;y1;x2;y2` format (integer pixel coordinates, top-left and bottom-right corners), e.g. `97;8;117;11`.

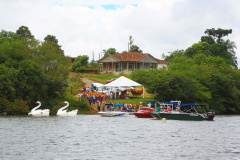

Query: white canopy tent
104;76;144;98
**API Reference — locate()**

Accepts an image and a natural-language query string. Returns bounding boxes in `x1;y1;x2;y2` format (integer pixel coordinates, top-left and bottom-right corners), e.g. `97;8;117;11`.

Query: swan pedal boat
98;111;128;117
57;101;78;116
28;101;50;116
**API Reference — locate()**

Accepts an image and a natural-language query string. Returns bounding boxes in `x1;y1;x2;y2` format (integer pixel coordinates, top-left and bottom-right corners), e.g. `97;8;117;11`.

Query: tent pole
143;86;144;98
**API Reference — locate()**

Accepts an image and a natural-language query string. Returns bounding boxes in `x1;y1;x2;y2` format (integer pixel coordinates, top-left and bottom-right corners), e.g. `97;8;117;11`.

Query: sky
1;0;240;67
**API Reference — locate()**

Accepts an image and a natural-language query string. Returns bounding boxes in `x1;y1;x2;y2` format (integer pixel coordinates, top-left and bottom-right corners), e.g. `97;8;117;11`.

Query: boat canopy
178;103;206;108
105;103;114;106
105;103;124;107
114;104;124;107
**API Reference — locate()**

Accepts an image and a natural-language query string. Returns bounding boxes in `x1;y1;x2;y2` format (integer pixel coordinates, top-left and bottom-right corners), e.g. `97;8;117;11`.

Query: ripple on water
0;115;240;160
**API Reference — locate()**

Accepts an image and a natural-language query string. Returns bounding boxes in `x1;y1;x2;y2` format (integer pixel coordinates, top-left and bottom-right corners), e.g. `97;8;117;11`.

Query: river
0;115;239;160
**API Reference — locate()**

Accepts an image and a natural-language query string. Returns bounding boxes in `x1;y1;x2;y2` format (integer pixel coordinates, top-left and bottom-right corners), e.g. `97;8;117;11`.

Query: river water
0;115;239;160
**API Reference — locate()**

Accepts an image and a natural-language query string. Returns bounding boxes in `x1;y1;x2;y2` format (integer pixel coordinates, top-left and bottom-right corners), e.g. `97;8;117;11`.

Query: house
96;52;169;75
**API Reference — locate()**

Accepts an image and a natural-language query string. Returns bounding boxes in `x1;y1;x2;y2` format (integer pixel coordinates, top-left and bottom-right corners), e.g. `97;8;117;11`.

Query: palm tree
223;39;237;68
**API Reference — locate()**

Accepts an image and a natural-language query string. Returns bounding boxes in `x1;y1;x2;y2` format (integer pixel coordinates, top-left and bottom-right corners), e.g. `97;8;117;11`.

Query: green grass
84;74;131;84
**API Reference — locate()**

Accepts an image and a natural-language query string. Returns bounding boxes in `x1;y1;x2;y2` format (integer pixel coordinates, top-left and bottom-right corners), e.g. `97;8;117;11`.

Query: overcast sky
1;0;240;67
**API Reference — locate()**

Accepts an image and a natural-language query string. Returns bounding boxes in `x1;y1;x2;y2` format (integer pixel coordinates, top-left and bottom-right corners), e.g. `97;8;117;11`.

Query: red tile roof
98;52;169;64
156;59;170;64
109;52;147;61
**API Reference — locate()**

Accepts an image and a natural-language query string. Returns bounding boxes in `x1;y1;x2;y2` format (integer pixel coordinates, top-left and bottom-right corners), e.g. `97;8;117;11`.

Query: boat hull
98;111;128;117
134;112;154;118
150;112;211;121
134;107;155;118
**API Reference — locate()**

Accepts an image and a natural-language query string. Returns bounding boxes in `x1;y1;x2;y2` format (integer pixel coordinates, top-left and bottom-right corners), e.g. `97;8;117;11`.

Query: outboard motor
207;109;215;120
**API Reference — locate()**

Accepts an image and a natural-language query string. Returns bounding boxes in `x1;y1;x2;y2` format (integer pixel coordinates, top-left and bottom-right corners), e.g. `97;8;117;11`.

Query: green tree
132;53;240;114
163;50;185;62
201;36;215;45
72;55;89;72
88;60;98;69
130;45;143;53
16;26;34;39
103;48;119;56
44;35;63;54
34;42;71;99
204;28;232;43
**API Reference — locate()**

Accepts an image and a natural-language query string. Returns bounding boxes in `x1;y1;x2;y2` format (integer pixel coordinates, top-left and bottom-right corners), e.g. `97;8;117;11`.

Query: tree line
132;28;239;114
0;26;89;114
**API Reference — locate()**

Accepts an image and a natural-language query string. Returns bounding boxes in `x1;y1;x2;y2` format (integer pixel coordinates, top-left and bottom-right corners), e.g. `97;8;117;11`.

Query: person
93;94;96;104
148;102;151;108
155;101;158;110
133;103;137;112
119;91;121;99
139;100;143;110
100;93;104;103
102;99;106;111
89;96;92;106
110;91;113;100
78;92;83;101
124;103;128;112
97;100;101;111
129;102;133;112
168;106;172;112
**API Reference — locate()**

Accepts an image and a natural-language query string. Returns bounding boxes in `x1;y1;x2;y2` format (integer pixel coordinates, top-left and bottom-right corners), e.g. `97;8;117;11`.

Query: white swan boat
57;101;78;116
98;111;128;117
28;101;50;116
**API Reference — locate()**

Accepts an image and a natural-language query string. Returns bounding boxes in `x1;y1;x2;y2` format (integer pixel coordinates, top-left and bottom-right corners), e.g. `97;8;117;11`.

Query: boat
150;103;215;121
133;107;155;118
28;101;50;116
98;103;128;117
98;111;128;117
57;101;78;116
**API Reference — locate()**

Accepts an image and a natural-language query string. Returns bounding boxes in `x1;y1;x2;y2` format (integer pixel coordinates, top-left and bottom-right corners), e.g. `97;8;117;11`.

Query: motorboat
133;107;155;118
150;103;215;121
98;111;128;117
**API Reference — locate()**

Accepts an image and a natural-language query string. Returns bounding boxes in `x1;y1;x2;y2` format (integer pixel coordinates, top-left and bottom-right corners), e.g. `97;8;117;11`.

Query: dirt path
81;77;96;88
80;77;99;114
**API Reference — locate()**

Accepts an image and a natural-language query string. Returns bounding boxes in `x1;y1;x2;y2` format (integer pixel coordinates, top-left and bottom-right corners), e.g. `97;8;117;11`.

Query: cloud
0;0;240;66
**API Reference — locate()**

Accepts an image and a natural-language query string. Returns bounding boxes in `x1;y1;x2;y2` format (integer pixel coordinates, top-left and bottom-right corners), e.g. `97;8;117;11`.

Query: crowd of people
79;87;142;112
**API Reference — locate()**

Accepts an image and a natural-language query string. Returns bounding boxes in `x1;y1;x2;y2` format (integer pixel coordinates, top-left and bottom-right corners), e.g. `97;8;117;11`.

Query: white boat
98;111;128;117
57;101;78;116
28;101;50;116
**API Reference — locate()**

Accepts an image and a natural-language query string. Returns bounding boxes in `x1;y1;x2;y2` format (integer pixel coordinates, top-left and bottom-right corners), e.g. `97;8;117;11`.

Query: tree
130;45;143;53
33;42;71;103
44;35;58;44
200;36;215;45
16;26;34;39
103;48;119;56
204;28;232;43
72;55;89;72
163;50;185;62
128;35;143;53
128;35;134;51
43;35;63;54
88;60;98;69
132;52;240;114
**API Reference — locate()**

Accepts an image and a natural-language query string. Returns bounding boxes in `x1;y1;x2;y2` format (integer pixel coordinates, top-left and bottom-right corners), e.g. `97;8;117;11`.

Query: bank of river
0;115;239;160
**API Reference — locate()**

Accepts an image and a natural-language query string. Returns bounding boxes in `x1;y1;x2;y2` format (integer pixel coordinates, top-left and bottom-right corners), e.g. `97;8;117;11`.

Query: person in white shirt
119;91;121;99
148;102;151;108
